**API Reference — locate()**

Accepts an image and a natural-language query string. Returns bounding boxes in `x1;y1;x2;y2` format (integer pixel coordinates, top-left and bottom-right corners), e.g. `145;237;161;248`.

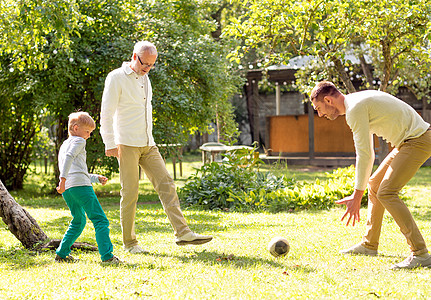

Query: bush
264;166;367;212
180;147;385;212
179;148;293;211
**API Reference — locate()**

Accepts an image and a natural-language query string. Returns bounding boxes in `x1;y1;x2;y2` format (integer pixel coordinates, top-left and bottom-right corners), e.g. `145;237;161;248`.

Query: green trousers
56;186;113;261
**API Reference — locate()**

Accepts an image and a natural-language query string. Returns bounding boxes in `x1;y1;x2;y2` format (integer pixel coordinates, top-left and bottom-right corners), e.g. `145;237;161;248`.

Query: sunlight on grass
1;155;431;299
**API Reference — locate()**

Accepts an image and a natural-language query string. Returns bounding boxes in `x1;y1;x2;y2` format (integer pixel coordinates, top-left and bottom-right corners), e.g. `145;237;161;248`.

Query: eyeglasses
137;55;156;69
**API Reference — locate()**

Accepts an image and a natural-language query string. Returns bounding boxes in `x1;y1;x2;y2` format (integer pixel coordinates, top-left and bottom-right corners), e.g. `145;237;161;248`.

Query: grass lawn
1;154;431;299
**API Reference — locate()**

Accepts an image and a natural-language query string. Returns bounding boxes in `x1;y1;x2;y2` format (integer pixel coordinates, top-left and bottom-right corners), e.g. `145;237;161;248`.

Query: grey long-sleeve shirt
58;136;100;190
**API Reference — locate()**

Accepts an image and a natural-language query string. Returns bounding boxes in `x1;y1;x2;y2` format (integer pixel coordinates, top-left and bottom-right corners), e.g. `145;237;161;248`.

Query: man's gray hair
134;41;157;56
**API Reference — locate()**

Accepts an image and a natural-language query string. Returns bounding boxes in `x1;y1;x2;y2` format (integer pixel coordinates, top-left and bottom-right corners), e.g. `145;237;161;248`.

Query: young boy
56;111;121;264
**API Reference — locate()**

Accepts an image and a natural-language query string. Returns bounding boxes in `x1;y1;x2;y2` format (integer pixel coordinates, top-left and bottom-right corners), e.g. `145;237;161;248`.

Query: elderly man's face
312;97;340;121
131;51;157;76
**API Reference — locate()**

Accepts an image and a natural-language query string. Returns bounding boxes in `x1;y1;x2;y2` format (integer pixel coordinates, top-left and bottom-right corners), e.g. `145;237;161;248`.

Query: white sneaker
340;243;378;256
175;231;213;246
124;245;148;254
390;254;431;269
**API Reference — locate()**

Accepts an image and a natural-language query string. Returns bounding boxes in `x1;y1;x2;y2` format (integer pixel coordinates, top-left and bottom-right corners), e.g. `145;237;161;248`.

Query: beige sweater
344;90;429;190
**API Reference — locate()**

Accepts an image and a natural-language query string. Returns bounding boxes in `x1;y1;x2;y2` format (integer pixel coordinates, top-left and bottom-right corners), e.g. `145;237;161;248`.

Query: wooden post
275;82;281;116
308;100;315;159
172;156;177;180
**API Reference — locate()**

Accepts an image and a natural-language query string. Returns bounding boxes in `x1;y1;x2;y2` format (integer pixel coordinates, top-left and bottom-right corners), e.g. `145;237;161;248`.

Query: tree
224;0;431;95
0;180;47;248
1;0;242;190
224;0;362;93
0;0;81;189
357;0;431;92
0;55;40;190
137;0;242;145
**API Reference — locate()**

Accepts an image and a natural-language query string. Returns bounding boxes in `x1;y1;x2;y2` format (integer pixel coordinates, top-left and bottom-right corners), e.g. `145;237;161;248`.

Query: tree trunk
0;180;97;251
358;54;374;89
380;39;392;92
331;57;356;93
0;180;48;249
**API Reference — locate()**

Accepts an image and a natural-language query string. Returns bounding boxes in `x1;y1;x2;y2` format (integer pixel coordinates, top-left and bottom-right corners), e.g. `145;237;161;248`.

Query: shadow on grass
0;246;316;273
121;249;316;273
410;206;431;222
0;247;63;269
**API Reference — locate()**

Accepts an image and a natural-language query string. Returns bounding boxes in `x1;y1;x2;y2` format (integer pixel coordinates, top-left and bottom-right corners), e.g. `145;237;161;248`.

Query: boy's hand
56;178;66;194
98;175;108;185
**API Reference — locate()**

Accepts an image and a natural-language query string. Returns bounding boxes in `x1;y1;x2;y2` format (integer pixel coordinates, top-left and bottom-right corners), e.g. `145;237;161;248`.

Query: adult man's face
131;51;157;76
312;97;340;121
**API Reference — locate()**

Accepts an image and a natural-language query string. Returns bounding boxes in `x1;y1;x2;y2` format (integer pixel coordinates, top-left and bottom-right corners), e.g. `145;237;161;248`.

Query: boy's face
73;124;94;140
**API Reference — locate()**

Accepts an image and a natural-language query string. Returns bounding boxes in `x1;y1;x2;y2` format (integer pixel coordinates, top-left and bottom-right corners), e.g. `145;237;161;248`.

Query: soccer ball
268;236;290;257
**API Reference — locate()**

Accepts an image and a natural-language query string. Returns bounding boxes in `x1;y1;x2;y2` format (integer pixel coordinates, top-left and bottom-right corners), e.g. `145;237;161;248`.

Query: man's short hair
310;81;341;102
68;111;96;135
134;41;157;56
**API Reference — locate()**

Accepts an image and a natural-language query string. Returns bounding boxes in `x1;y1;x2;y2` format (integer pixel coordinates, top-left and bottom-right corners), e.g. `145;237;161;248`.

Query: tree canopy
225;0;431;95
0;0;242;190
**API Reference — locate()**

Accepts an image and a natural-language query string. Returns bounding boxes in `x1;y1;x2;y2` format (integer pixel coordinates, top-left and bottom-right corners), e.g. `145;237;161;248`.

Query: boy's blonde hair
68;111;96;135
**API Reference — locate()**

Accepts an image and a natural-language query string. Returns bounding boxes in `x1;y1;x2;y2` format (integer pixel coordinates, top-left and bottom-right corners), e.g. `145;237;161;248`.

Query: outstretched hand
335;189;364;226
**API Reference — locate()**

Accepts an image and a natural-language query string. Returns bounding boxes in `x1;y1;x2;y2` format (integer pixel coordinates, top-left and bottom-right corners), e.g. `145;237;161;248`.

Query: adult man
310;81;431;269
100;41;212;253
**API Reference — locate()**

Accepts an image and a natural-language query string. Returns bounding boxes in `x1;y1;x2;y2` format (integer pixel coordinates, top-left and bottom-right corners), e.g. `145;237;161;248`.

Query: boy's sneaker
390;254;431;269
55;255;76;263
175;231;213;246
102;255;123;264
124;245;148;254
340;243;378;256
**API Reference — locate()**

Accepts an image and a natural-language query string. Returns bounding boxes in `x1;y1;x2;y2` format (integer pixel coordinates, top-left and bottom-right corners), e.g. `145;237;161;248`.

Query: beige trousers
362;129;431;255
118;145;190;248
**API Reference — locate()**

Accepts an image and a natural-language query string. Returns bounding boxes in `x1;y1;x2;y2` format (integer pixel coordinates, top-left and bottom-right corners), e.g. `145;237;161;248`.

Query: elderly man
100;41;212;253
310;81;431;269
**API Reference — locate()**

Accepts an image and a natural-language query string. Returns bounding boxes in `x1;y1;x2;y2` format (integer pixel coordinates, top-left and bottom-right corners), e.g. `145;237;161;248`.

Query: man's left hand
335;189;364;226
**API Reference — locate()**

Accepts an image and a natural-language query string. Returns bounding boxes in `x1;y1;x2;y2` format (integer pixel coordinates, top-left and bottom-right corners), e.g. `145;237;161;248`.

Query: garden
1;0;431;299
1;152;431;299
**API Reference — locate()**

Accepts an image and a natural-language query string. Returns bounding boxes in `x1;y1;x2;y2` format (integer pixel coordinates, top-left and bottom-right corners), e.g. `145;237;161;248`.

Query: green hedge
179;149;373;212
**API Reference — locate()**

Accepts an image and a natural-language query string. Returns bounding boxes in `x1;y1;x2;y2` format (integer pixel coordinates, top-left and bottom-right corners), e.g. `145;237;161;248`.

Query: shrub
180;153;409;212
179;148;293;211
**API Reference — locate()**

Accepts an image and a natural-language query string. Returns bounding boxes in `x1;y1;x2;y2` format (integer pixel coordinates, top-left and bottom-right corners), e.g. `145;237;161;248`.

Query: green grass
2;154;431;299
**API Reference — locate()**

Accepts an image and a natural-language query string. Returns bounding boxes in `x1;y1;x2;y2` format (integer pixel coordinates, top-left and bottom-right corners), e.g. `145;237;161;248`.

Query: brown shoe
55;255;76;263
102;255;123;264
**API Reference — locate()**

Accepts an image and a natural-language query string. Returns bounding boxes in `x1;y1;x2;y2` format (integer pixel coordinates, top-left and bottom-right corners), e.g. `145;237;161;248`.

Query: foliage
180;151;374;212
180;146;286;210
225;0;431;97
0;55;40;190
0;0;242;189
